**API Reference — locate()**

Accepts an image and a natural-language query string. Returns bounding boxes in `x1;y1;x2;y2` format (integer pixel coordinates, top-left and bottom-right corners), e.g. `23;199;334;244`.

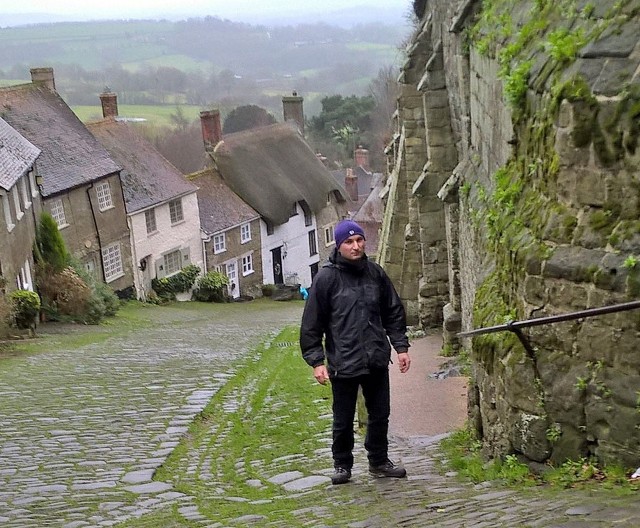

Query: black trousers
330;369;390;469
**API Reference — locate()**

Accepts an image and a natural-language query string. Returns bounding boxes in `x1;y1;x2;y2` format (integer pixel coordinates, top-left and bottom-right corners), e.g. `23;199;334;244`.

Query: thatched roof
212;122;346;225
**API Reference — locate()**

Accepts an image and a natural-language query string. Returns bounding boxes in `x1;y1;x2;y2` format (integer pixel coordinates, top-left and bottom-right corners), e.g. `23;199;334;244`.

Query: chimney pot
200;109;222;151
99;90;118;118
30;67;56;91
354;145;370;171
344;169;358;202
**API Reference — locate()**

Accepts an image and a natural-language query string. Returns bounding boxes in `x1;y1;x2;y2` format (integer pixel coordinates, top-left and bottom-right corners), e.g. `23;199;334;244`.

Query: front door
226;260;239;299
271;246;283;284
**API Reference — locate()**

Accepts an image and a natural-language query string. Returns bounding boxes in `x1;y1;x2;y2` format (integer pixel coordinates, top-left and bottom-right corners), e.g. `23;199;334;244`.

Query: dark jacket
300;248;409;378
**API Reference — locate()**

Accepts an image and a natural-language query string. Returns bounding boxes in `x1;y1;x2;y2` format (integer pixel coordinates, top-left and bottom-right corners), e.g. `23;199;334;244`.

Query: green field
73;104;205;126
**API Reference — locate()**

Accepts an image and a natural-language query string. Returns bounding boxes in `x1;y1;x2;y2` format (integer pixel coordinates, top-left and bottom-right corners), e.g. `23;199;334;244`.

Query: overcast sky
3;0;411;23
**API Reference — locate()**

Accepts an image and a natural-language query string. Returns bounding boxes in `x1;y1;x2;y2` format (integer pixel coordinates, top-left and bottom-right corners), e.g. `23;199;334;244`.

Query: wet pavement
0;300;638;527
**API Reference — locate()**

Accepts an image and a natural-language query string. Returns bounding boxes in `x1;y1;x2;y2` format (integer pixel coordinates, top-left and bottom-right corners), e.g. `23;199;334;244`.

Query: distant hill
0;15;412;120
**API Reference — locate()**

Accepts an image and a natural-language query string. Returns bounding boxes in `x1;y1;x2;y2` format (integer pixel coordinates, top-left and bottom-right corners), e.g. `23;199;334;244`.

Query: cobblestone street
0;301;302;527
1;300;639;527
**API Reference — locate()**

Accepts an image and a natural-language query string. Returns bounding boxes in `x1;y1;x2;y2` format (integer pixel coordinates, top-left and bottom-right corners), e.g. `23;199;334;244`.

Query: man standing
300;219;411;485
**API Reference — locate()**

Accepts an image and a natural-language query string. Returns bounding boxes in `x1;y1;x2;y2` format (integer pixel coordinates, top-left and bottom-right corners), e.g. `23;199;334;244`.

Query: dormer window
299;200;312;226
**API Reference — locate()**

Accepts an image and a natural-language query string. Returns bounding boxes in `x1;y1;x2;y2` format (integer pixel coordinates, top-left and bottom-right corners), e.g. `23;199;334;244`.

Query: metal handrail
458;300;640;339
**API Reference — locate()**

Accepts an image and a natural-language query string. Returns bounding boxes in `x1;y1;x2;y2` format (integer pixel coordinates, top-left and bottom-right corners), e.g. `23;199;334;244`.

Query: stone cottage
0;68;135;297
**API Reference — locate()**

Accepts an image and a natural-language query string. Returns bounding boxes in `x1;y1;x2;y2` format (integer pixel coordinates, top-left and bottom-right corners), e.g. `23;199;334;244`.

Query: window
169;198;184;224
240;223;251;243
145;209;157;234
164;249;182;275
242;254;254;275
50;199;67;227
1;193;14;231
96;181;113;211
102;242;123;282
308;230;318;256
213;233;226;254
324;224;335;246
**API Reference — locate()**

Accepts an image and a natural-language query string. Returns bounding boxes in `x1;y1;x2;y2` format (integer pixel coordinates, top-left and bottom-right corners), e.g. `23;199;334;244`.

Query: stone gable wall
380;0;640;467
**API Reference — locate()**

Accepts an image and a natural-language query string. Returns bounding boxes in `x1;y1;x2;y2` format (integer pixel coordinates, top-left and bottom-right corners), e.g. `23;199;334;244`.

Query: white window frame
1;193;15;232
145;208;157;235
240;222;251;244
242;253;254;276
213;233;226;254
50;198;67;228
324;224;335;246
101;242;124;282
169;198;184;225
163;249;182;276
96;181;114;211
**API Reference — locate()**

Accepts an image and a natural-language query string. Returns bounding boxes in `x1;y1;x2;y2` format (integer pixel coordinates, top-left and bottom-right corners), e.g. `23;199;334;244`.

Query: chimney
200;109;222;152
99;88;118;118
30;67;56;91
344;168;358;202
282;91;304;137
354;145;370;170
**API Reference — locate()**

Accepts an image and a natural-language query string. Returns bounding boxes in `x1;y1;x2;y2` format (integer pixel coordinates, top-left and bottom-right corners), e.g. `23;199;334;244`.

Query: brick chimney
30;67;56;91
344;168;358;201
99;88;118;118
354;145;370;170
282;91;304;137
200;109;222;152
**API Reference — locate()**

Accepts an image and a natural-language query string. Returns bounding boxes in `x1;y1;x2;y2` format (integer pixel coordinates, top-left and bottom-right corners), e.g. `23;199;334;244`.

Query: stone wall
380;0;640;467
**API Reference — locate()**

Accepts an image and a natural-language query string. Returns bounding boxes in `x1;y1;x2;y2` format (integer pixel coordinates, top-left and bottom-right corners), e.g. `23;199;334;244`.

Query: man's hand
397;352;411;373
313;364;330;385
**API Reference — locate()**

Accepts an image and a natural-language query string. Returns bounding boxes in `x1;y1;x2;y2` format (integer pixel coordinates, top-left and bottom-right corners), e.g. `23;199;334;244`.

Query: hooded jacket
300;248;409;378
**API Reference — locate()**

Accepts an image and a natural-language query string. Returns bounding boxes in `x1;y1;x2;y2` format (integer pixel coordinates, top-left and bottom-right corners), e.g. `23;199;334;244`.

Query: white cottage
199;103;348;290
88;92;203;300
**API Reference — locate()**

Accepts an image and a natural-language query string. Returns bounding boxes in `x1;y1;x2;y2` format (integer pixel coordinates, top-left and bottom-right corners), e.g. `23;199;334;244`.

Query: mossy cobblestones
1;300;639;527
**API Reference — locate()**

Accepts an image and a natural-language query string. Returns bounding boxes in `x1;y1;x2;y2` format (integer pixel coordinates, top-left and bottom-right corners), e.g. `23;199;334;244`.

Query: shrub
0;293;11;338
9;290;41;329
34;212;69;272
193;270;229;302
152;264;201;301
37;266;92;320
68;259;121;323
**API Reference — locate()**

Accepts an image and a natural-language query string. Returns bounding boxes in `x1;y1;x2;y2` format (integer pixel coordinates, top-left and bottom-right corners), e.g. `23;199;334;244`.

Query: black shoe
331;467;352;485
369;459;406;478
